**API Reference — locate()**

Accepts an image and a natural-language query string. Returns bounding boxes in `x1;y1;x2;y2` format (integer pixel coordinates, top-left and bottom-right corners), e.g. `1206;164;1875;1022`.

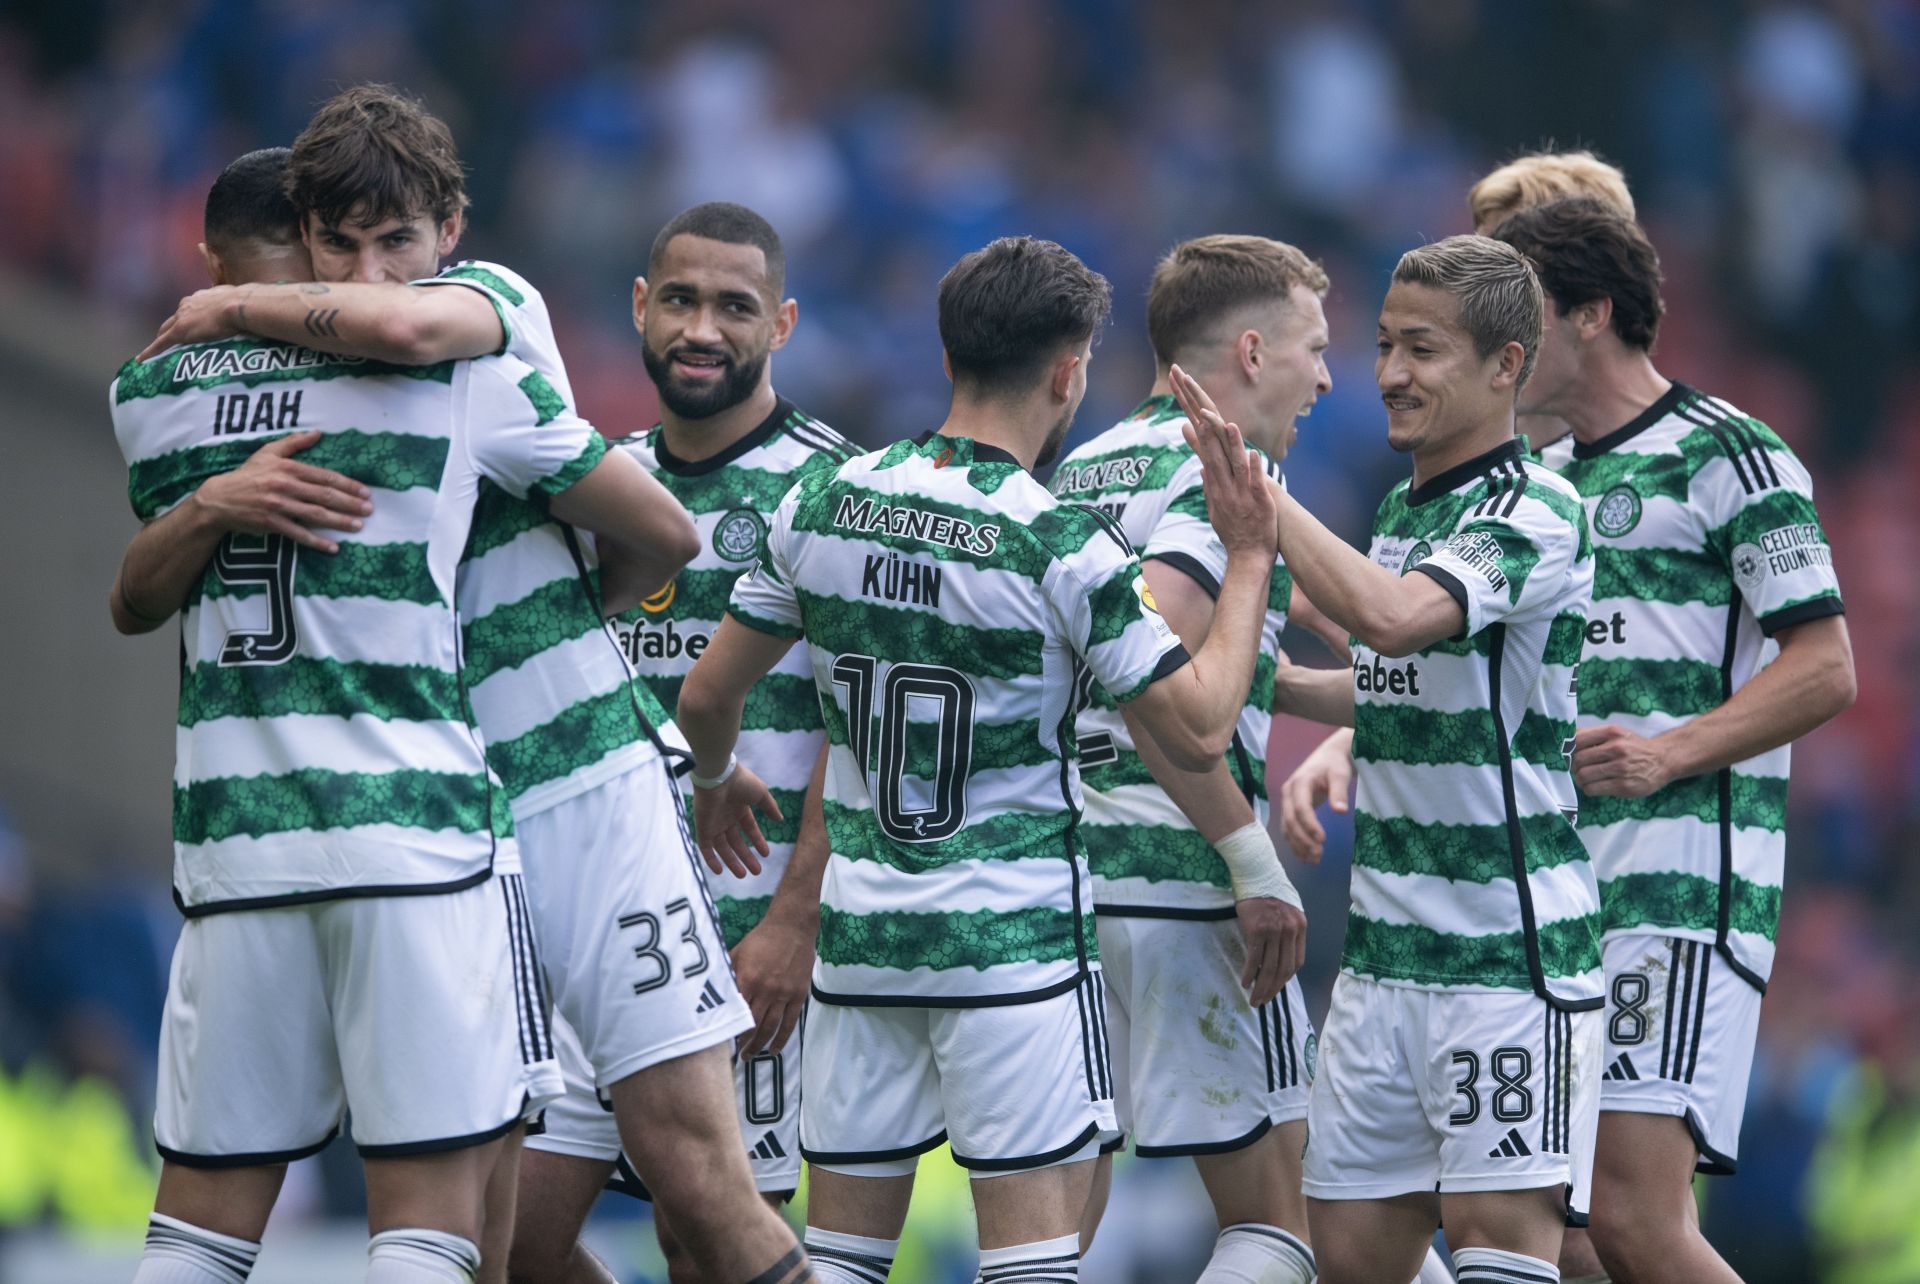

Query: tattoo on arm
303;308;341;338
298;283;332;295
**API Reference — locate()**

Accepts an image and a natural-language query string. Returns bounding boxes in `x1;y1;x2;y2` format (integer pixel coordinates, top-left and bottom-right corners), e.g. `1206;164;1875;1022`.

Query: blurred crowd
2;1;1918;1278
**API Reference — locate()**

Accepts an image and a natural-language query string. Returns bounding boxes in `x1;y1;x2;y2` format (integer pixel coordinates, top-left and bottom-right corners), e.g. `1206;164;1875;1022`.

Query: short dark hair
1489;198;1665;351
205;148;300;250
649;202;786;298
1147;235;1329;367
1392;235;1544;387
938;237;1112;395
286;84;469;229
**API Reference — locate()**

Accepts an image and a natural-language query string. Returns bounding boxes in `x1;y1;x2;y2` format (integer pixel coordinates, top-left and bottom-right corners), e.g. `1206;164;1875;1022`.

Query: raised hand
1171;364;1277;557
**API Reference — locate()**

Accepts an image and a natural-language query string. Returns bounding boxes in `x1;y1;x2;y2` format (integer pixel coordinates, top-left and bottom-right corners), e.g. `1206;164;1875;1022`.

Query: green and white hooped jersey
1049;395;1290;916
112;339;601;914
612;399;858;948
417;257;666;819
419;260;572;402
1541;383;1844;988
1348;438;1602;1008
729;433;1189;1005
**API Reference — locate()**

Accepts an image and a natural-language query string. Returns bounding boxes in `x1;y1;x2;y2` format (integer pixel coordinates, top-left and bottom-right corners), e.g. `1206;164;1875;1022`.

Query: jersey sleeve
461;356;606;503
1412;483;1587;638
416;261;573;402
1050;511;1187;703
727;480;806;640
1695;422;1845;635
1140;453;1229;594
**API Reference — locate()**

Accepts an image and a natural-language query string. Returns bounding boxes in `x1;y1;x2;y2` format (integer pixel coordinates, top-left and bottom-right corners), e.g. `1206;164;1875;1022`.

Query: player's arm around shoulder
138;277;506;366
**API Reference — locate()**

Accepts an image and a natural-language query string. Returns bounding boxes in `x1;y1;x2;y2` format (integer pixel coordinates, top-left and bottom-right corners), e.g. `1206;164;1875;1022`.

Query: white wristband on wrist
1214;820;1301;909
689;753;738;791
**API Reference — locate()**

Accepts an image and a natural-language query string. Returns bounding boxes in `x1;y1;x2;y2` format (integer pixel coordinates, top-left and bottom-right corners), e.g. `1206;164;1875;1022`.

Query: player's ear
769;297;798;352
1051;350;1083;403
1239;329;1262;383
941;350;953;384
1491;340;1527;390
1575;297;1612;342
632;277;650;337
435;212;462;259
200;242;225;287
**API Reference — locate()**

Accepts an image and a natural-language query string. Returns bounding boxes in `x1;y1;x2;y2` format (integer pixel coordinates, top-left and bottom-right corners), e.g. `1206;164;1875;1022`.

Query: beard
641;338;768;420
1035;407;1074;470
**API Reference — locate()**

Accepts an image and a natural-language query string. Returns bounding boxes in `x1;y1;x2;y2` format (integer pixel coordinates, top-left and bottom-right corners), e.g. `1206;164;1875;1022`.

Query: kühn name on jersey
173;344;365;382
833;495;1000;555
862;551;942;608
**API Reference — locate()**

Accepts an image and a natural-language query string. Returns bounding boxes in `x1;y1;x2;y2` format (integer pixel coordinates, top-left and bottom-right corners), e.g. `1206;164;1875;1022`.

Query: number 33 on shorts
619;897;713;995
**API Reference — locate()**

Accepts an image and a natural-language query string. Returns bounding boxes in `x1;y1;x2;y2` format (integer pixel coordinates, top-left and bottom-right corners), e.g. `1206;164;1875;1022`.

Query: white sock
366;1228;480;1283
1453;1245;1557;1283
977;1233;1080;1282
805;1227;898;1284
1415;1243;1458;1282
1199;1222;1315;1283
133;1213;261;1284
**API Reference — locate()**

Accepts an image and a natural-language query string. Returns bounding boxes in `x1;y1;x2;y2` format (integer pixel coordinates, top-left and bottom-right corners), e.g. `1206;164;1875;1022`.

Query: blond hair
1468;150;1634;234
1147;235;1329;367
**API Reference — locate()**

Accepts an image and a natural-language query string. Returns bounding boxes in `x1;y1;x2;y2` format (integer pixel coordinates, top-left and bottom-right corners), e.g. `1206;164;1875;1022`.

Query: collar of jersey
914;431;1022;469
1571;381;1692;460
1407;436;1526;507
1129;392;1179;421
651;394;796;477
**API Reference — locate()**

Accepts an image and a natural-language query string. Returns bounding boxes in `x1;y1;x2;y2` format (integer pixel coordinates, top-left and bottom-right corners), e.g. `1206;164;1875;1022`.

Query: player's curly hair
286;84;469;229
1392;236;1544;389
1489;198;1666;352
1147;235;1328;368
938;237;1112;395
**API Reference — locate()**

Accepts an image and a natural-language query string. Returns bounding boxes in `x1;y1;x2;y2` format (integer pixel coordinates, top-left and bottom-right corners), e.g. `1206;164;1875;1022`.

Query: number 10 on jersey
830;654;977;843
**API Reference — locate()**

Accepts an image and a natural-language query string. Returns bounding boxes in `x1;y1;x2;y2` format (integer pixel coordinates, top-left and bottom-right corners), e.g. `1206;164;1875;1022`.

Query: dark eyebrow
1378;324;1436;337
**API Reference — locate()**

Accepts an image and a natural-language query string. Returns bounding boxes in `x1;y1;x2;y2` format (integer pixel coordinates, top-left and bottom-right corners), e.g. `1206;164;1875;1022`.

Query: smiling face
1375;280;1517;458
303;208;457;284
637;233;793;420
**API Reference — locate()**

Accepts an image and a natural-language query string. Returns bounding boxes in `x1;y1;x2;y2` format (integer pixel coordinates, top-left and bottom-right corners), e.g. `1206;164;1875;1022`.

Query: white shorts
1598;934;1761;1174
155;873;561;1164
1303;974;1600;1220
800;973;1117;1177
527;1011;804;1197
516;763;753;1088
1097;914;1314;1156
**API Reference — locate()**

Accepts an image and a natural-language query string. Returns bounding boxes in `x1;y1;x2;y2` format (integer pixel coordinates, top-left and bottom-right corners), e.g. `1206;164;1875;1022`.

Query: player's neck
1562;352;1672;446
937;397;1051;471
659;381;781;464
1411;414;1518;490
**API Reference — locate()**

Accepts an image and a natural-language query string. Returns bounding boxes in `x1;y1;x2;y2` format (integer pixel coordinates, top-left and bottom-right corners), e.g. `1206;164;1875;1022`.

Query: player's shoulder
1666;384;1808;493
426;259;542;309
608;425;660;466
769;403;861;473
1027;494;1137;571
1052;411;1193;496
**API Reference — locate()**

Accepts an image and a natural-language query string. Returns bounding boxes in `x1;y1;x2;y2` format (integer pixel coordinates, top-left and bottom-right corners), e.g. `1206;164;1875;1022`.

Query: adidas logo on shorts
750;1130;787;1161
1488;1128;1532;1159
693;979;727;1014
1603;1053;1641;1082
